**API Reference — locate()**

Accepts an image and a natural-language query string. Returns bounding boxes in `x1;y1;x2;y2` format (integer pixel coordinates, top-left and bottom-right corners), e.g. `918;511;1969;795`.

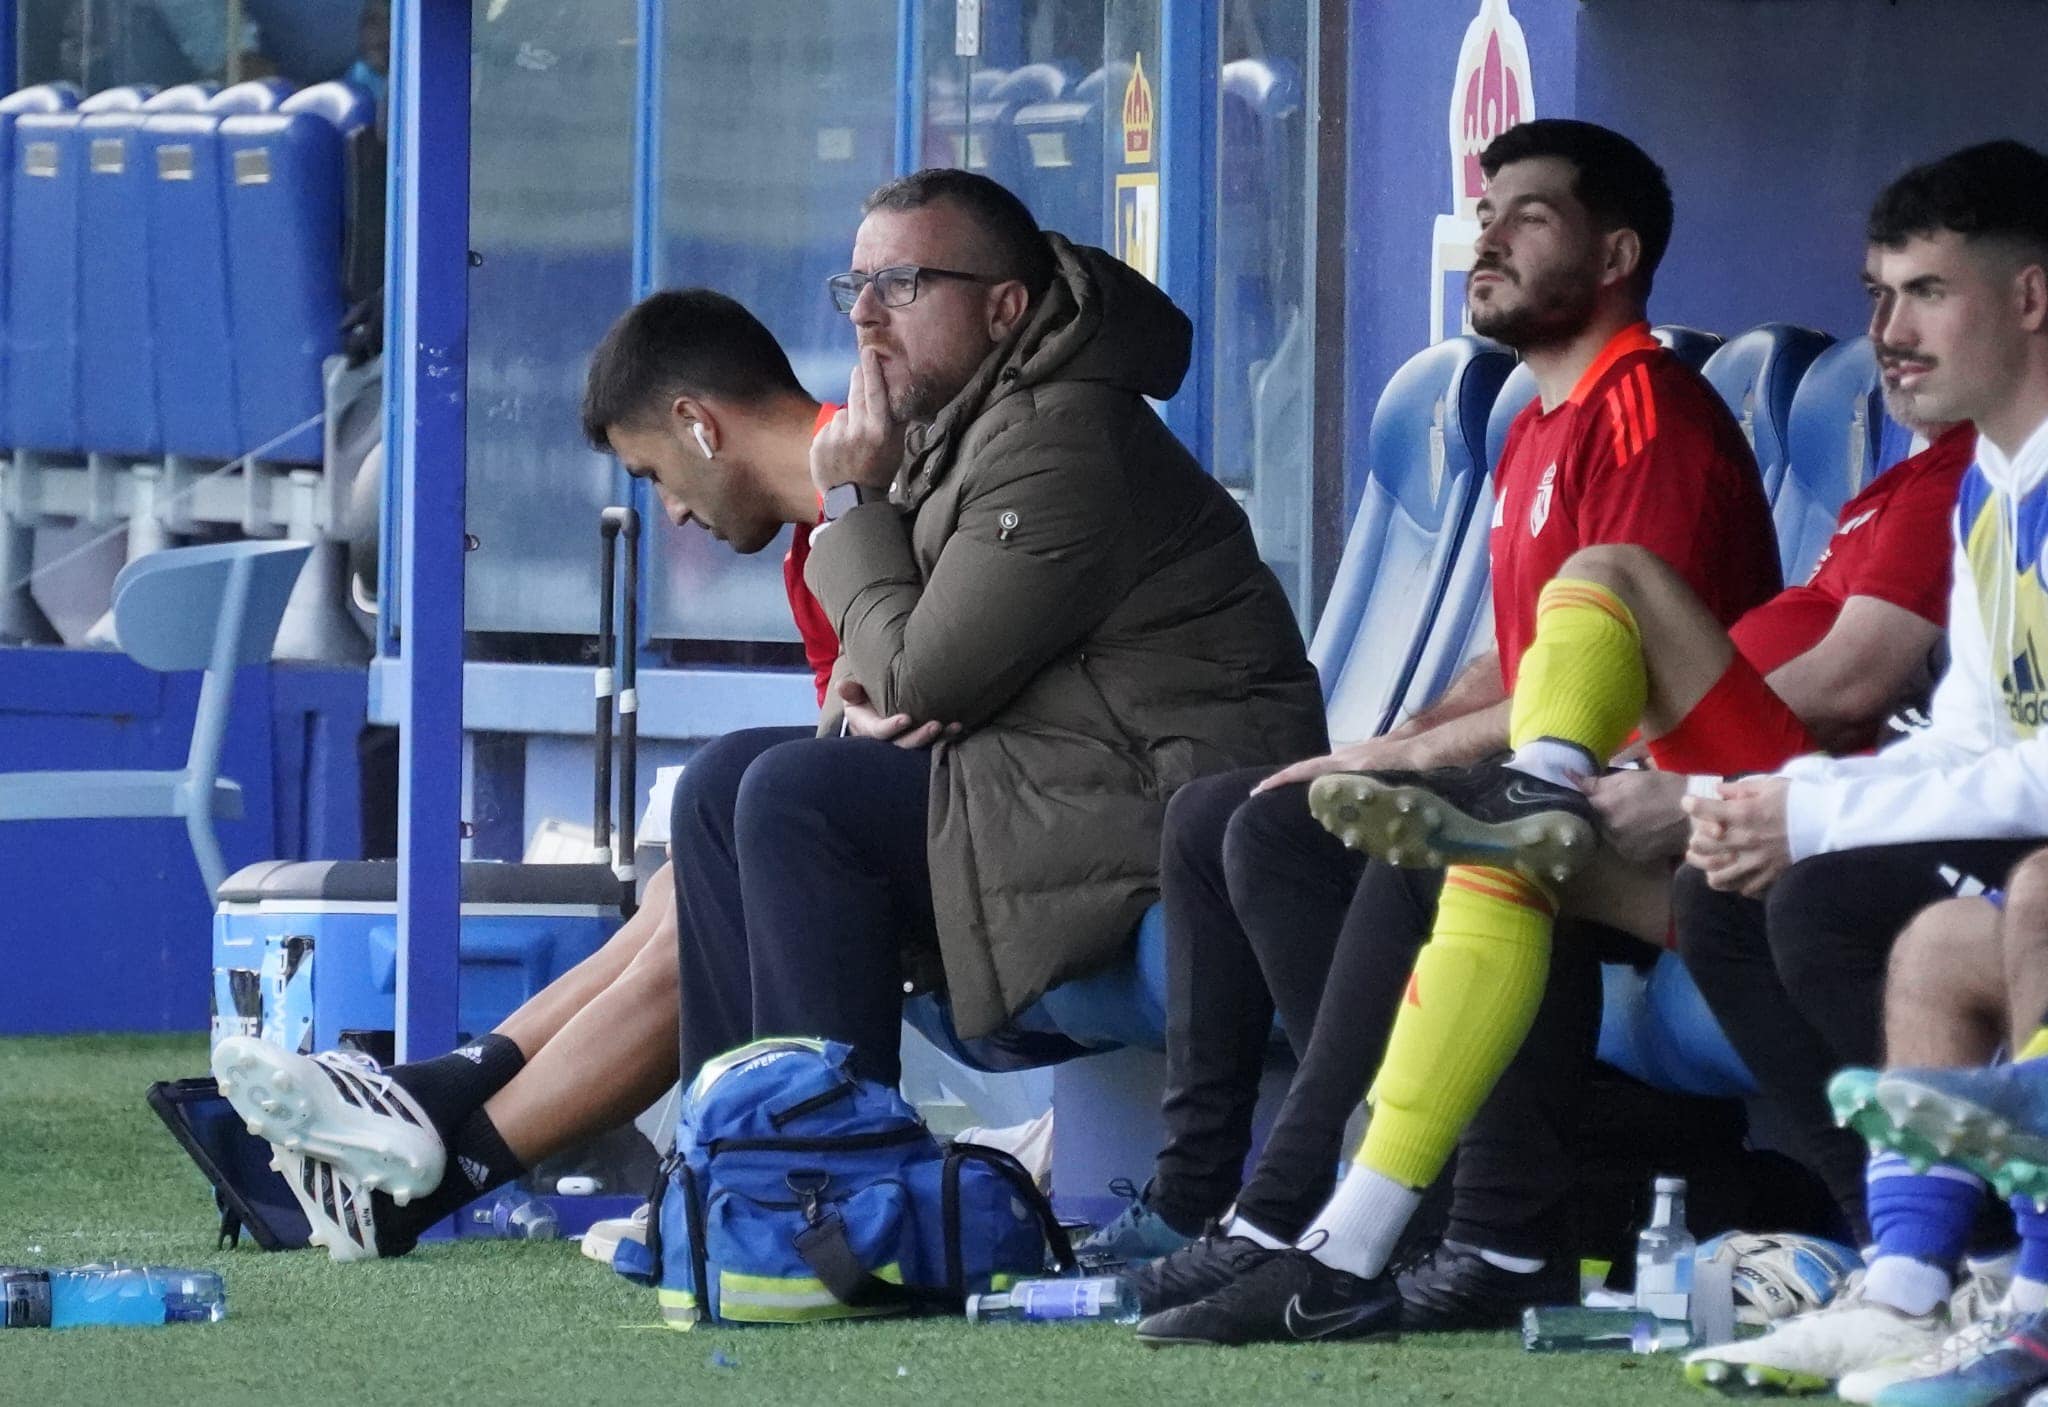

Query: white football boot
1684;1276;1950;1395
213;1038;447;1259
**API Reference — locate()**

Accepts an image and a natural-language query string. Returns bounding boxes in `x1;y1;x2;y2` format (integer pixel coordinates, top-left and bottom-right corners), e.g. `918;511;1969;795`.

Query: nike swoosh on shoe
1282;1293;1388;1340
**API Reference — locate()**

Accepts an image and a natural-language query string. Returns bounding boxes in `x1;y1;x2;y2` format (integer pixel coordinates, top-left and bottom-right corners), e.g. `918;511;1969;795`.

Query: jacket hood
1008;234;1192;401
893;235;1193;505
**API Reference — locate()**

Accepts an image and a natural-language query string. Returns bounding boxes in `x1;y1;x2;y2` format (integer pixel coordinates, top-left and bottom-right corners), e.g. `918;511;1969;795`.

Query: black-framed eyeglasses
826;264;998;314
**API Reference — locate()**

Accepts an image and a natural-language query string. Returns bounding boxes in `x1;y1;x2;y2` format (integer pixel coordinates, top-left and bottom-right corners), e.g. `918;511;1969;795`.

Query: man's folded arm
805;412;1135;729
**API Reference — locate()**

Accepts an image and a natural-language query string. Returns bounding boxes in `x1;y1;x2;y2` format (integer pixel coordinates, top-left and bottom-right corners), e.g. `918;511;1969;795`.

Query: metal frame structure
388;0;468;1061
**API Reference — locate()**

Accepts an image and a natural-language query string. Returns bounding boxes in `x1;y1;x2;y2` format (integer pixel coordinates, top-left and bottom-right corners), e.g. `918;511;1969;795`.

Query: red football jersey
1490;323;1781;688
783;402;843;705
1728;424;1972;676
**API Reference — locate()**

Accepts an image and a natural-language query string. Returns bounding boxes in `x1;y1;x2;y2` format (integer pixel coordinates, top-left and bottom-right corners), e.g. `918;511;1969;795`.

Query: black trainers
1395;1240;1580;1331
1124;1230;1280;1315
1134;1249;1401;1347
1307;758;1597;886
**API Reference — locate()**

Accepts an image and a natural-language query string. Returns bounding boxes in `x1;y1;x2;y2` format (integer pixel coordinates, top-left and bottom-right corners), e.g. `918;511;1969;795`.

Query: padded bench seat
905;900;1756;1099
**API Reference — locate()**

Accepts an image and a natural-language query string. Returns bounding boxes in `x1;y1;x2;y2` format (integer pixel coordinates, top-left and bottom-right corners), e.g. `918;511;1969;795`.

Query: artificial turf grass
0;1035;1708;1406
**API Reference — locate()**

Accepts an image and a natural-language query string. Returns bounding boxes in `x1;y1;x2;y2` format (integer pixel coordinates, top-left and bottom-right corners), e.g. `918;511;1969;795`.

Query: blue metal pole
624;0;665;625
631;0;664;302
376;0;411;660
894;0;923;177
1157;0;1217;466
392;0;468;1063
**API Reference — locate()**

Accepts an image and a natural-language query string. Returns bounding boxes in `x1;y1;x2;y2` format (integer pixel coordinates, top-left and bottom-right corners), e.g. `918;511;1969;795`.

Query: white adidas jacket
1781;413;2048;859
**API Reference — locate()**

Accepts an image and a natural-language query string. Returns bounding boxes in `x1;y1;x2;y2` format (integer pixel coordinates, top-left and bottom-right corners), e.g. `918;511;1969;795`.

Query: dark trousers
1151;768;1362;1232
1228;857;1610;1255
1675;839;2039;1240
669;726;935;1087
1153;770;1614;1252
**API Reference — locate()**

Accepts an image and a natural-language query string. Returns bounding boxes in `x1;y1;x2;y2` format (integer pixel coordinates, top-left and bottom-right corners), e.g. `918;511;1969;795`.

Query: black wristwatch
821;483;882;522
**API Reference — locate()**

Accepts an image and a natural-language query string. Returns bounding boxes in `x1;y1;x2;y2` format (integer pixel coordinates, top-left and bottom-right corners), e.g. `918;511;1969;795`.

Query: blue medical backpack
615;1038;1072;1327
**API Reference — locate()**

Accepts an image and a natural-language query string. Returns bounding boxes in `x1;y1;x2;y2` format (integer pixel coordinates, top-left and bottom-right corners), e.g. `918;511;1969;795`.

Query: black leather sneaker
1124;1230;1280;1315
1134;1249;1401;1347
1396;1240;1580;1331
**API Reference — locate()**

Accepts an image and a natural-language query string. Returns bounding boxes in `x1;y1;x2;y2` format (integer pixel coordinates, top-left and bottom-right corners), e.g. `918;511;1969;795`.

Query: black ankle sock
373;1106;528;1256
385;1033;527;1137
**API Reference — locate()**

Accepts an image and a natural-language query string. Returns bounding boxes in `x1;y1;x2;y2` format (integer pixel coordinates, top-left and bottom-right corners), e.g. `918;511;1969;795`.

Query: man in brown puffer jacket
669;168;1326;1085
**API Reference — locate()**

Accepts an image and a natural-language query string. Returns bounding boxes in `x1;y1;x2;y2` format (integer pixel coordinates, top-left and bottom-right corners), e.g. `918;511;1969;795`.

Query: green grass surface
1;1035;1710;1405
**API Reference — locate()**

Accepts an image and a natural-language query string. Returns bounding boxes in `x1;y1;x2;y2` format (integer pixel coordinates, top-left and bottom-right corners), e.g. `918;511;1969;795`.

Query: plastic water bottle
967;1276;1141;1324
467;1188;560;1241
1;1265;226;1328
1634;1176;1695;1323
1522;1305;1691;1354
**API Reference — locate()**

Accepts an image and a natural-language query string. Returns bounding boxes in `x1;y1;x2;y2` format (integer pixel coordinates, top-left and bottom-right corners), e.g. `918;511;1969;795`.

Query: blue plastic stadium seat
1213;59;1302;490
1010;63;1119;245
973;64;1067;191
220;82;373;465
6;88;153;451
1777;336;1923;581
927;66;1057;181
0;84;79;451
78;85;215;457
1699;323;1834;503
144;80;291;461
1315;337;1513;741
1653;324;1724;371
0;538;310;899
1597;952;1755;1098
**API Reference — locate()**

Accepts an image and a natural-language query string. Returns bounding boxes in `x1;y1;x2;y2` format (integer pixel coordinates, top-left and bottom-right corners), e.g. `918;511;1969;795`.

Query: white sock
1861;1254;1954;1318
1219;1210;1288;1250
2008;1276;2048;1314
1457;1241;1545;1274
1505;737;1596;791
1299;1167;1422;1280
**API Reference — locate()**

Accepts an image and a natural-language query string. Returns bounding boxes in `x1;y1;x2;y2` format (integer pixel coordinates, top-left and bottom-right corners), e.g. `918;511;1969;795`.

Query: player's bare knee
621;923;680;999
1886;901;1959;1002
1886;896;1997;1011
2004;849;2048;928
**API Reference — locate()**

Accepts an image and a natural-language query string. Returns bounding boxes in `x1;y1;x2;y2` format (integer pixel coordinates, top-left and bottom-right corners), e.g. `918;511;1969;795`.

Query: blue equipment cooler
211;859;623;1057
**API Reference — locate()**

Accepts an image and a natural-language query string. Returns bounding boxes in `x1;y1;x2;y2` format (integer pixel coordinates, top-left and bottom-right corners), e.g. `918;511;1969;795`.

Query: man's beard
1469;265;1601;352
890;372;954;424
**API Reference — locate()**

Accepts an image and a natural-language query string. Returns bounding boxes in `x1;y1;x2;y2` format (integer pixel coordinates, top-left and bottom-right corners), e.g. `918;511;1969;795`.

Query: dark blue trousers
669;727;935;1086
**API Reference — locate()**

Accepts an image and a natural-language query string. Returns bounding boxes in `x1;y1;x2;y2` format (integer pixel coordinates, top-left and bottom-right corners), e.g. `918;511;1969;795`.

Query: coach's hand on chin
1682;776;1792;897
811;347;907;497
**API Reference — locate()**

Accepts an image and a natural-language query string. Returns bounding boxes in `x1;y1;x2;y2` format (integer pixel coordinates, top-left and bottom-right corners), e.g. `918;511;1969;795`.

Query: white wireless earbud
692;423;714;459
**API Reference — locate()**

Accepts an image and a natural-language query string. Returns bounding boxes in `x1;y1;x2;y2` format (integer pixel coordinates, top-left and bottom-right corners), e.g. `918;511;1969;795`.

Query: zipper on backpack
708;1125;928;1157
767;1081;856;1129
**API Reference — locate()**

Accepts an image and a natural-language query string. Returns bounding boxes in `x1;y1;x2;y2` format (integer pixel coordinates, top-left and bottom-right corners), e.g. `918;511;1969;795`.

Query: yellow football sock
1508;577;1648;759
2019;1026;2048;1063
1359;865;1555;1189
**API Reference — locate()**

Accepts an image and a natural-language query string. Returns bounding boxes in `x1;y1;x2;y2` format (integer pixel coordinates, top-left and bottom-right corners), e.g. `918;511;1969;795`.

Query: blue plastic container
210;859;624;1056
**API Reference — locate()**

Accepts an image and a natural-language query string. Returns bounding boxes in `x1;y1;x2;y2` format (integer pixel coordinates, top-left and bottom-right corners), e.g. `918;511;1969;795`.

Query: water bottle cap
1653;1176;1686;1194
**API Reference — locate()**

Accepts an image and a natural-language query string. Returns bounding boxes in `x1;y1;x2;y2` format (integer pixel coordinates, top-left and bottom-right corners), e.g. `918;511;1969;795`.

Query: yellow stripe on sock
1360;865;1555;1190
2019;1026;2048;1063
1508;576;1647;760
